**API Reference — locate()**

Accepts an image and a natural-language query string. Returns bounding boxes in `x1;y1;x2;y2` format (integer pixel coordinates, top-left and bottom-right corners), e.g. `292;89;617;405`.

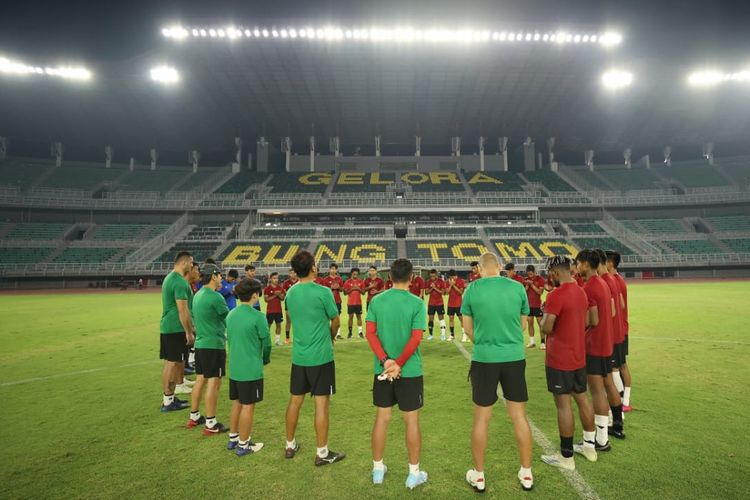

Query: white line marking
452;340;601;500
628;335;750;346
0;360;160;387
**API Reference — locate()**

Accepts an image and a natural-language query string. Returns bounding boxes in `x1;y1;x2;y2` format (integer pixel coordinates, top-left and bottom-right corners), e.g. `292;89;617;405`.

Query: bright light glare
688;69;750;87
150;65;180;84
599;32;622;47
0;56;91;80
602;70;633;89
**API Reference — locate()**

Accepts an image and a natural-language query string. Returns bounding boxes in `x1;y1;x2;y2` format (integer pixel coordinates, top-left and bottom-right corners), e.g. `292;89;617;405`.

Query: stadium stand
621;218;689;234
414;226;478;237
467;172;525;193
407;172;466;192
0;247;56;264
215;171;270;193
567;222;607;234
661;239;723;254
566;165;614;190
571;236;636;255
115;169;187;193
718;157;750;186
53;247;125;263
0;158;53;190
219;241;311;266
721;239;750;253
173;169;223;192
595;166;665;191
5;222;70;240
406;239;490;263
251;228;317;238
39;164;124;191
522;170;576;192
703;215;750;232
183;223;231;241
654;161;732;188
322;227;388;237
87;224;169;241
267;172;331;193
491;238;580;260
314;240;398;265
483;225;548;236
157;241;222;263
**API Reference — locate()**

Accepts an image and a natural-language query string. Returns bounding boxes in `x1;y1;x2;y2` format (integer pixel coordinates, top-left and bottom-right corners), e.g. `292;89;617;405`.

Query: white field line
452;340;601;500
0;360;160;387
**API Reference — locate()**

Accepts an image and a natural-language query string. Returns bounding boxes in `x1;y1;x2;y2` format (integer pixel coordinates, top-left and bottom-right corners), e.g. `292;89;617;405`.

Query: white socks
612;371;625;393
317;445;329;458
190;411;201;422
162;393;174;406
439;319;446;335
275;335;281;343
229;432;239;442
623;387;631;406
409;463;420;474
582;430;596;448
206;417;217;428
358;326;363;335
286;439;297;449
519;467;532;479
373;460;385;471
595;415;609;445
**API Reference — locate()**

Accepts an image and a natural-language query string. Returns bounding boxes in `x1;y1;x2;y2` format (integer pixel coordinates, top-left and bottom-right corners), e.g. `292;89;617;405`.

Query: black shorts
229;379;264;405
610;342;625;369
348;304;362;315
623;336;629;357
546;366;587;394
267;312;283;324
373;375;424;412
528;307;543;318
195;348;226;378
586;355;612;377
159;333;187;362
427;305;445;316
470;359;528;406
290;361;336;396
335;302;342;313
447;307;462;316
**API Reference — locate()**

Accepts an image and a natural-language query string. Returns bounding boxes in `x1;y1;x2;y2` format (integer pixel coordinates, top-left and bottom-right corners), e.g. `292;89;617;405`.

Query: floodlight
262;29;269;37
150;65;180;84
602;70;633;89
533;33;540;41
244;29;251;37
600;32;622;46
280;29;288;38
209;29;216;37
217;29;226;37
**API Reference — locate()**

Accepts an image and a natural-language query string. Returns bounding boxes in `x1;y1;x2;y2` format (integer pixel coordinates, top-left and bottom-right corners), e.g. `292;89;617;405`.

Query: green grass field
1;281;748;499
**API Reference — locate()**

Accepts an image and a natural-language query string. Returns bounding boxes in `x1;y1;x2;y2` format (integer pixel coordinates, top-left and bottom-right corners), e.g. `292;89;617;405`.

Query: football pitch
1;281;748;499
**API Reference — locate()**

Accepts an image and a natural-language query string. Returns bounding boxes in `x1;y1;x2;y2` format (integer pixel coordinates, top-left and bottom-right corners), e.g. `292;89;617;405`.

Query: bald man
461;253;534;493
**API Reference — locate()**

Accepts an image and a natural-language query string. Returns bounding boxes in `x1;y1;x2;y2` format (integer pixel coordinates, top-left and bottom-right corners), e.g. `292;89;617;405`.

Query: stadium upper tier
86;224;169;241
215;171;270;193
522;170;576;192
4;222;70;240
314;240;398;266
620;218;690;234
53;247;126;263
704;215;750;233
660;239;723;254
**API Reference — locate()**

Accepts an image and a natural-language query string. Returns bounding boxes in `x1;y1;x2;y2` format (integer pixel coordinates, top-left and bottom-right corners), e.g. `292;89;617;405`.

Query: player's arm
588;305;599;328
540;312;557;335
365;321;388;361
259;318;272;365
263;288;275;302
462;314;475;341
620;294;626;309
529;281;543;294
176;299;194;344
611;298;617;318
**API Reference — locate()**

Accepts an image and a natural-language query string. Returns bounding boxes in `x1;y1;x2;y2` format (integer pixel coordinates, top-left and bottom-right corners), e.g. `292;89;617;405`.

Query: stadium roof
1;0;749;162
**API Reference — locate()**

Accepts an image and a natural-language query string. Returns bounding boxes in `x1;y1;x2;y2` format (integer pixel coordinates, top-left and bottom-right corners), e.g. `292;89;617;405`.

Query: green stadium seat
219;241;310;267
654;161;732;188
704;215;750;232
88;224;165;241
184;223;230;241
0;158;53;190
173;168;224;192
721;239;750;253
116;169;188;193
406;239;491;263
467;172;525;193
251;228;317;238
595;166;664;191
571;237;635;255
415;226;478;237
567;222;607;234
0;247;56;263
314;240;398;266
157;241;222;263
484;225;547;236
53;247;123;263
6;223;70;240
523;170;575;192
661;239;722;254
268;172;331;194
215;171;270;193
491;238;580;260
322;227;388;237
40;164;124;191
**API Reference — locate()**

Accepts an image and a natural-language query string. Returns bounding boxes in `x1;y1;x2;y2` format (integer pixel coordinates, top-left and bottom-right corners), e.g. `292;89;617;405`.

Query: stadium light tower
0;136;7;161
585;149;595;171
415;135;422;158
602;70;633;89
150;65;180;84
663;146;672;167
547;137;556;170
281;137;292;172
499;137;509;171
703;142;714;165
374;135;381;157
104;145;113;168
309;136;316;172
189;150;200;172
624;148;632;169
150;148;158;170
478;136;485;171
52;142;64;167
234;137;243;171
451;136;461;158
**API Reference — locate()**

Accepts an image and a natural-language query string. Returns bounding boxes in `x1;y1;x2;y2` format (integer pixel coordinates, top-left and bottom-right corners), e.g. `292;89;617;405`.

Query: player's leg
356;313;363;338
506;401;534;489
587;374;611;450
542;393;576;469
447;313;455;340
189;374;205;421
238;403;256;447
470;405;493;473
285;309;292;340
335;304;343;339
427;310;435;340
203;376;226;434
285;394;305;454
572;389;597;461
526;316;536;347
620;361;632;410
403;409;426;489
313;395;330;448
603;373;625;438
536;316;545;348
372;406;392;476
228;398;241;449
347;313;354;338
438;310;446;341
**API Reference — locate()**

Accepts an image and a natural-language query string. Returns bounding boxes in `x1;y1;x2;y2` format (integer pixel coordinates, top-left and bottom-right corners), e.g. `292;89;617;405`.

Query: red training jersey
467;271;481;283
614;273;628;335
363;277;384;304
601;273;625;344
282;278;298;293
446;277;466;308
322;275;344;303
544;282;589;371
573;273;585;287
582;275;614;357
384;279;394;290
263;284;285;313
426;278;446;306
343;278;364;306
314;276;326;285
409;276;426;297
524;275;546;308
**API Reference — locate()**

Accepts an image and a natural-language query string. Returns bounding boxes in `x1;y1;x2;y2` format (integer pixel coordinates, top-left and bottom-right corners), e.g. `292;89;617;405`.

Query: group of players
158;247;634;493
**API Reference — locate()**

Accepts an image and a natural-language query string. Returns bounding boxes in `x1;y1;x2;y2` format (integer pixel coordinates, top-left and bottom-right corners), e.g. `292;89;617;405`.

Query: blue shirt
219;279;237;310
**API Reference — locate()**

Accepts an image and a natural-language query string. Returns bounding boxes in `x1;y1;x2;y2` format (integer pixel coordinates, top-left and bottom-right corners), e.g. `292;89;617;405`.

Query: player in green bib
283;251;345;467
225;278;270;457
461;252;535;493
365;258;428;490
158;251;195;413
187;263;230;435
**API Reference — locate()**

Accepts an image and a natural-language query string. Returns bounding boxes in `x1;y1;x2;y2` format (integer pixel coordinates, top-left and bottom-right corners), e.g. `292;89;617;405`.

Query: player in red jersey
467;261;481;283
425;269;447;340
343;268;365;338
606;251;633;412
571;260;585;287
445;269;466;341
264;272;286;345
384;278;394;290
323;263;344;339
540;256;597;468
523;265;547;350
282;269;299;343
504;262;526;285
576;249;623;450
408;273;426;298
364;266;385;308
